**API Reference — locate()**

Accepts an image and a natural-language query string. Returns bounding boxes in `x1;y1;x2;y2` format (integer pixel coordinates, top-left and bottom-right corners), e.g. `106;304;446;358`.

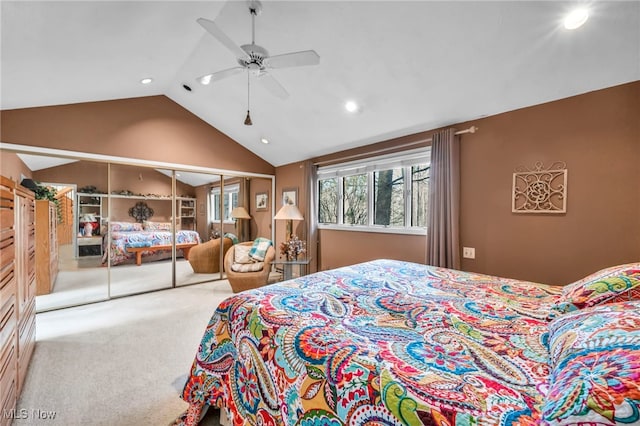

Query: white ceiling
2;1;639;167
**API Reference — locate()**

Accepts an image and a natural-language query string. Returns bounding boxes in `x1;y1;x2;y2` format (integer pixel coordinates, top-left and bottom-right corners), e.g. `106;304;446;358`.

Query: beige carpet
15;281;236;425
38;244;224;312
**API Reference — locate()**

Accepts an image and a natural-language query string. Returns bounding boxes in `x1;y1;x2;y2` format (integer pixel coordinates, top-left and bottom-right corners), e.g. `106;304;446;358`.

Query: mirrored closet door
33;158;110;311
107;164;176;297
8;148;274;312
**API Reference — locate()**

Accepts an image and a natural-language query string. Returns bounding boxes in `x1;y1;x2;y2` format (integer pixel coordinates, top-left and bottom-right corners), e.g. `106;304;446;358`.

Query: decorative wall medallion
129;202;154;222
512;161;567;213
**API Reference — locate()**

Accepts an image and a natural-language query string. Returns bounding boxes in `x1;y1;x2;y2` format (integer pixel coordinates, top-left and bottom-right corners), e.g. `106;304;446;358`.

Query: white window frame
316;148;430;235
209;183;240;224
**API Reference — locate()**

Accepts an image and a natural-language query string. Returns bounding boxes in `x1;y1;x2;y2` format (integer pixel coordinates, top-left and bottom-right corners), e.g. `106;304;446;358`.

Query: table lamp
274;204;304;240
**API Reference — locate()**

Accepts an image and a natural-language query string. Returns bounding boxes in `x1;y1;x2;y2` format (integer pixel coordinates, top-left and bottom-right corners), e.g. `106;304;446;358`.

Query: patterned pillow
143;221;172;231
542;301;640;425
234;245;253;264
550;263;640;315
231;262;264;273
110;221;143;232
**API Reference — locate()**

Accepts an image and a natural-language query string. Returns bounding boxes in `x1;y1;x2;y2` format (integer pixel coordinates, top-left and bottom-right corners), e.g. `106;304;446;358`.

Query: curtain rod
313;125;478;166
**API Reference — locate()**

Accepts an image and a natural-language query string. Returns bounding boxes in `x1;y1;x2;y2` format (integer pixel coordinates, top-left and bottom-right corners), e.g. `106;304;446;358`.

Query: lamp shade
274;204;304;221
231;206;251;220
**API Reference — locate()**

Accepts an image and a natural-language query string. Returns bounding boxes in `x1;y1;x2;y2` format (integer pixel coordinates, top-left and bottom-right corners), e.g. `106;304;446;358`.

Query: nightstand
272;258;311;281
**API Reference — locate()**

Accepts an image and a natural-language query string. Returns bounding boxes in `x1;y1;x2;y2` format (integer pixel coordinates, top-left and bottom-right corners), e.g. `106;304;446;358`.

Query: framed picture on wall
256;192;268;211
282;187;297;206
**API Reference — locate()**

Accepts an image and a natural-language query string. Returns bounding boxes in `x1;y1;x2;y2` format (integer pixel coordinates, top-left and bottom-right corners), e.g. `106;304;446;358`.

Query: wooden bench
126;243;198;266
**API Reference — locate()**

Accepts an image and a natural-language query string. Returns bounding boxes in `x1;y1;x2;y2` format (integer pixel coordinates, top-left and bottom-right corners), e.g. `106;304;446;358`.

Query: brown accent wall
1;95;274;176
32;161;197;230
297;81;640;285
0;151;31;182
274;163;307;262
319;231;426;271
249;178;273;240
458;81;639;284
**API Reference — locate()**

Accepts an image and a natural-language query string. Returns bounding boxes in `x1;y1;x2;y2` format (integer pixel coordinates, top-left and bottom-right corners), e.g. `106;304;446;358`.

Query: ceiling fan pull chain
244;71;253;126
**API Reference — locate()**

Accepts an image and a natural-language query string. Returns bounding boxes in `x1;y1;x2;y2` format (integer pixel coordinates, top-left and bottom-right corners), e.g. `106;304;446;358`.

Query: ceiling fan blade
197;18;249;60
257;73;289;99
264;50;320;69
197;67;245;85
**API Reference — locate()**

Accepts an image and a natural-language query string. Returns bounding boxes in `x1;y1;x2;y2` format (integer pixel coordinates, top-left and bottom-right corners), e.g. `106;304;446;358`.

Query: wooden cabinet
35;200;58;296
0;176;17;426
0;176;35;426
14;187;36;394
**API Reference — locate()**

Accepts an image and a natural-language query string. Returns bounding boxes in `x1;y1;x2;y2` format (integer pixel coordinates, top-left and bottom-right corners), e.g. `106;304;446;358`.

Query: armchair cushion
231;262;265;273
234;244;254;264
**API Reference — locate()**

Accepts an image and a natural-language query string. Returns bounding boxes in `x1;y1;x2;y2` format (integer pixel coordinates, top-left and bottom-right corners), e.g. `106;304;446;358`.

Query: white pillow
231;262;264;272
234;245;253;264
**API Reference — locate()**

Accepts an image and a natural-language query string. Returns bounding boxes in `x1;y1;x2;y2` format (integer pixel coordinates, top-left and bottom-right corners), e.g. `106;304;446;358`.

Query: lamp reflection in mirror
274;204;304;240
231;206;251;242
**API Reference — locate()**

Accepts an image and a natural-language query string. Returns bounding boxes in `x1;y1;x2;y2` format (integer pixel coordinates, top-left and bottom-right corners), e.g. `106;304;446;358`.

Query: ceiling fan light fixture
244;110;253;126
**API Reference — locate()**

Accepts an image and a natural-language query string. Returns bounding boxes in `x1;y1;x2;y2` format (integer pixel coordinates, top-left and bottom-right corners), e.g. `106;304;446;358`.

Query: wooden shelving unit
178;198;196;230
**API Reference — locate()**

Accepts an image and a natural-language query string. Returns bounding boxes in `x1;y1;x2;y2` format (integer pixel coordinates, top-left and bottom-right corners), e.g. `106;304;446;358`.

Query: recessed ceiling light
140;77;153;84
261;138;269;144
345;100;359;113
564;8;589;30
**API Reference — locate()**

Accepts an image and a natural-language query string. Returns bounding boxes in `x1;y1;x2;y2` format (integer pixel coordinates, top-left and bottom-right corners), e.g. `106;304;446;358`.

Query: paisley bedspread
102;230;201;266
178;259;563;425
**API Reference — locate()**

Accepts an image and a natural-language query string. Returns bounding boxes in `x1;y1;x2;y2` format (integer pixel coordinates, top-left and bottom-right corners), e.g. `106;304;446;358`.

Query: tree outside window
343;174;367;225
374;168;404;226
411;164;429;227
318;178;337;224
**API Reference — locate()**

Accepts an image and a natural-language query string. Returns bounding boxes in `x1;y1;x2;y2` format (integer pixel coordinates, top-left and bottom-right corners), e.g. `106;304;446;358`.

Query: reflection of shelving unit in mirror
178;198;196;230
76;193;104;257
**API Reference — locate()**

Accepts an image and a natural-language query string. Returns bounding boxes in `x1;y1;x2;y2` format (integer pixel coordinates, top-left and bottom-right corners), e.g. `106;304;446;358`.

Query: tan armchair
224;241;275;293
188;237;233;273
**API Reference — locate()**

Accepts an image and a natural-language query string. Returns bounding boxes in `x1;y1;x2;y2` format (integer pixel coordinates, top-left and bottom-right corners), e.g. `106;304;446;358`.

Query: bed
176;259;640;425
101;221;201;266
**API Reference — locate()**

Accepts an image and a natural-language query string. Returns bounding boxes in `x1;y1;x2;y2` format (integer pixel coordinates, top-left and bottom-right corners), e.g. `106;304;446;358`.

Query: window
209;184;239;223
317;148;430;234
343;174;367;225
318;178;338;223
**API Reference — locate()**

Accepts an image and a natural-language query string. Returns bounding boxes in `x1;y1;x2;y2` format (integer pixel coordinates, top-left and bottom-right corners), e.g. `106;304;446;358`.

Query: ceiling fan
196;0;320;101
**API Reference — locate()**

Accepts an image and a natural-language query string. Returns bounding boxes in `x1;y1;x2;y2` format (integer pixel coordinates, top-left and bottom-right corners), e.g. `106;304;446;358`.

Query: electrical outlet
463;247;475;259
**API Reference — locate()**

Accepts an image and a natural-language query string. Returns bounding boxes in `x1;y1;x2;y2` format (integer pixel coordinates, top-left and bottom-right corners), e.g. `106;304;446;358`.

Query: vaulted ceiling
2;1;638;167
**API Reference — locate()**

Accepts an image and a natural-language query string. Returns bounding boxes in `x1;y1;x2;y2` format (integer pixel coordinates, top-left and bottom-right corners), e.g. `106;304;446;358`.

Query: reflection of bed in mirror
102;221;201;266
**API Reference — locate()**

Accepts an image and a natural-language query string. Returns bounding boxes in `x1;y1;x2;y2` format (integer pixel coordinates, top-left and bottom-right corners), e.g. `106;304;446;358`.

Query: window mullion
338;177;344;225
405;166;411;228
368;171;374;226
